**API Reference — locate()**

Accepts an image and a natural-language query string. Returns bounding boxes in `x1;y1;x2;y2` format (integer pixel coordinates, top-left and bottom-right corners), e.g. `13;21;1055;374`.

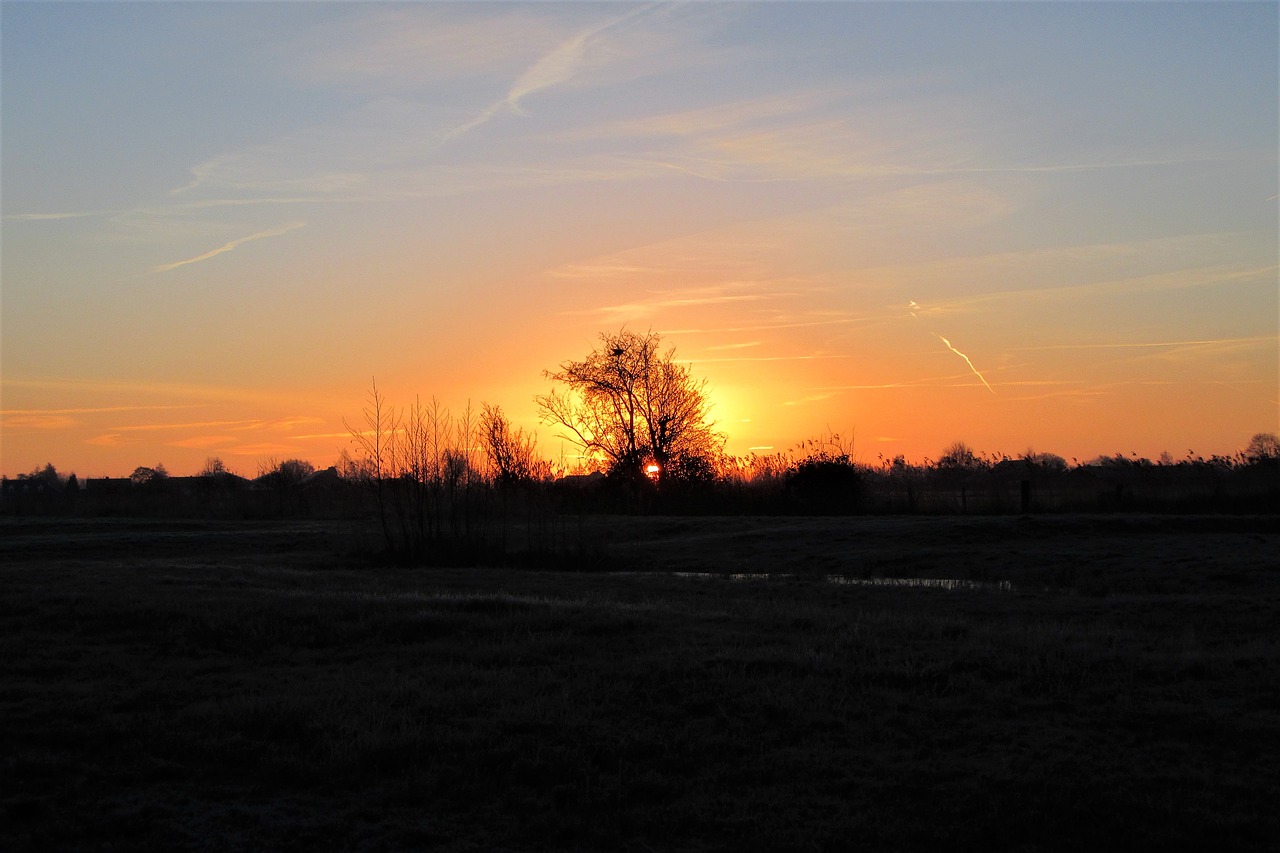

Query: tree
937;441;983;470
199;457;230;477
130;464;168;486
480;403;543;485
257;457;316;493
1244;432;1280;464
536;330;724;483
22;463;64;486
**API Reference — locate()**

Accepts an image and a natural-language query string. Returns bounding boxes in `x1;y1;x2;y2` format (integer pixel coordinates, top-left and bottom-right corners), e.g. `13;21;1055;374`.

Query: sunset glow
3;2;1276;478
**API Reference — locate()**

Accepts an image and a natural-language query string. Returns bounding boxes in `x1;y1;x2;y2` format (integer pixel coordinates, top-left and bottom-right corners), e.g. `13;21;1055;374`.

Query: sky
2;1;1277;478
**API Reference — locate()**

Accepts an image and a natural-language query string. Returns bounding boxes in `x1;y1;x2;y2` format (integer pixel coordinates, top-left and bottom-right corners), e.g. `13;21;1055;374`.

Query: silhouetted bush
786;456;864;514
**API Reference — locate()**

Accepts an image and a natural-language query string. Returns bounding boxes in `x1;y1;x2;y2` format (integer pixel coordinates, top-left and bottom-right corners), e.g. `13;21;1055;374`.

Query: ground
2;514;1277;851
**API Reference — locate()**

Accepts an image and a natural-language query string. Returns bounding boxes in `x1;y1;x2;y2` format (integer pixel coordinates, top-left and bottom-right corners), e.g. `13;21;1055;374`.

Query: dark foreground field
3;515;1278;852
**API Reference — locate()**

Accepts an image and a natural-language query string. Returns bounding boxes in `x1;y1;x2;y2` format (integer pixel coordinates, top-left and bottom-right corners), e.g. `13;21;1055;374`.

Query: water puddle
825;575;1011;591
663;572;1010;591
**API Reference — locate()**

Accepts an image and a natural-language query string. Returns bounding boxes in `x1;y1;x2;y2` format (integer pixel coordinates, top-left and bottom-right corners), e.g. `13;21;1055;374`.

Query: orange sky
3;3;1277;478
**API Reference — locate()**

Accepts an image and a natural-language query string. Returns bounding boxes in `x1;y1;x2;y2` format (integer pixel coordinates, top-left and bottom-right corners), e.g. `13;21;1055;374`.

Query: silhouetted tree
1244;432;1280;465
937;441;982;470
199;457;230;477
22;463;64;487
130;464;168;486
536;329;724;484
345;382;492;562
480;403;542;485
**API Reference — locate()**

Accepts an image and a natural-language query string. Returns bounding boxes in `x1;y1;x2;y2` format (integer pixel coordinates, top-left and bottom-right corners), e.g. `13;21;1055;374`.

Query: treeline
5;428;1277;523
4;326;1277;566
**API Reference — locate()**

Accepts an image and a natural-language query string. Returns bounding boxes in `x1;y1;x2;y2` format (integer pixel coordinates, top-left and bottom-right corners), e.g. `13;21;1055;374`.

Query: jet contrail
908;299;996;394
444;4;656;143
936;334;996;394
153;221;305;273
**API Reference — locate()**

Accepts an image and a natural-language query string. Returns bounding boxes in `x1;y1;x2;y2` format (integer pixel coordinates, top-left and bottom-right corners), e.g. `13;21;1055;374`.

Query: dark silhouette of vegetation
480;403;544;486
343;385;491;563
1245;431;1280;465
4;339;1276;526
537;329;725;487
129;464;168;486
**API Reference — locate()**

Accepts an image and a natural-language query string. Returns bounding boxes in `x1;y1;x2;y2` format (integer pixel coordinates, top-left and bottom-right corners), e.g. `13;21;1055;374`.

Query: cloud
1012;335;1276;352
443;4;661;142
152;221;306;273
660;314;878;336
166;435;238;450
782;392;836;407
3;210;108;221
86;434;126;447
1;376;299;407
1;414;78;430
225;443;304;457
283;7;566;89
111;419;262;432
703;341;763;352
0;404;203;416
680;353;855;365
585;289;783;324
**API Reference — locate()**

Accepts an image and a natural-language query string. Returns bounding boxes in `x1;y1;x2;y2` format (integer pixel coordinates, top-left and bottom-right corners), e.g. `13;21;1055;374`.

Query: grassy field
2;514;1278;851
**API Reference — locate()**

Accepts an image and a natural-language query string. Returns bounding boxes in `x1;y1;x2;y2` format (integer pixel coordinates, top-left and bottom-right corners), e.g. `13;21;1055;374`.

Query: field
3;514;1278;851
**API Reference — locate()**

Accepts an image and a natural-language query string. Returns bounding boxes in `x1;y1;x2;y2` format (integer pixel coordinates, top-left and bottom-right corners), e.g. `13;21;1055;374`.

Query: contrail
153;221;305;273
908;299;996;394
444;4;656;143
936;334;996;394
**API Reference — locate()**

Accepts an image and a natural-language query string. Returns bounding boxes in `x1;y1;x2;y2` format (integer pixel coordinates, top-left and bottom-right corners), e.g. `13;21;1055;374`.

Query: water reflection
825;575;1012;591
665;572;1010;591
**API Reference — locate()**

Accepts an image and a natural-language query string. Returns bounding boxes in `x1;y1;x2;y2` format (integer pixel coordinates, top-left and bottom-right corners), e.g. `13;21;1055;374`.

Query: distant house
1;476;62;499
1;474;69;514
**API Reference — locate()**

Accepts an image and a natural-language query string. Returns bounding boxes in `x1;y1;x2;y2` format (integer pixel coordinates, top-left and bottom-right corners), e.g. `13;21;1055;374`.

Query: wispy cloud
677;354;855;365
152;221;305;273
1012;335;1276;352
660;315;878;336
783;392;836;407
586;291;783;324
443;4;660;142
702;341;763;352
870;235;1274;312
1;414;78;430
166;435;238;450
4;210;108;221
225;443;304;457
1;404;204;416
111;419;263;433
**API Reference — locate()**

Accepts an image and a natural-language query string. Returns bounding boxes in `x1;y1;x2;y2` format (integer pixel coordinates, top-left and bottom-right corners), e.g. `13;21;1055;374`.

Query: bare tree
344;380;398;551
480;403;542;485
536;329;724;483
345;382;492;561
199;457;230;477
937;441;983;470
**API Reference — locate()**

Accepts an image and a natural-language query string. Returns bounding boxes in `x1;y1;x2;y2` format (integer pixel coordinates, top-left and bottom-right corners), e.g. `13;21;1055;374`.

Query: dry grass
2;515;1277;851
